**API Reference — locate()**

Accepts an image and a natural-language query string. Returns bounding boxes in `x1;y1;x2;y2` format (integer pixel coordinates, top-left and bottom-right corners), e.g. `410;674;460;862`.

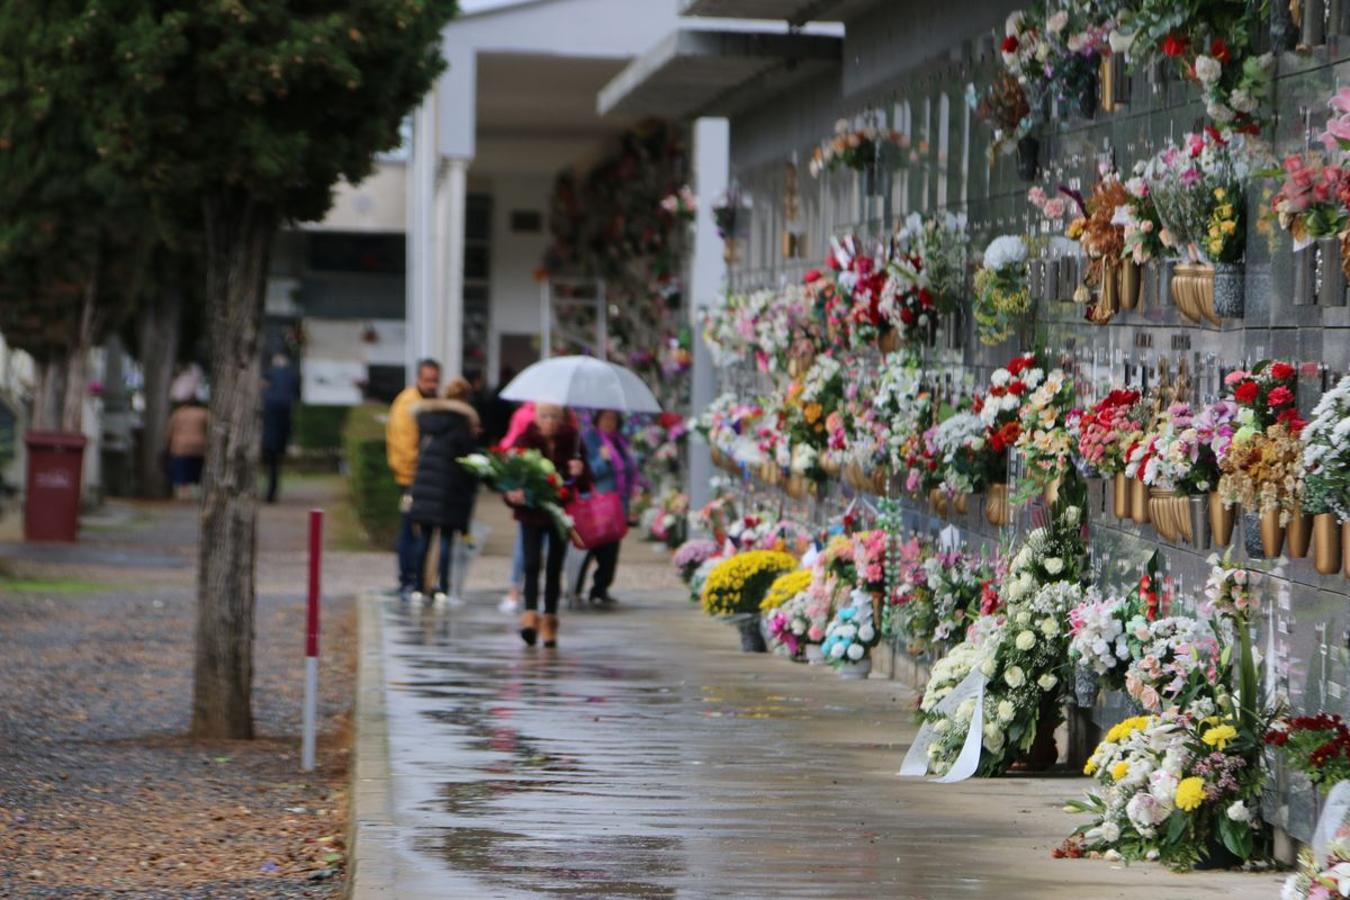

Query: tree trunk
190;191;276;740
136;284;182;499
32;358;66;432
60;275;98;433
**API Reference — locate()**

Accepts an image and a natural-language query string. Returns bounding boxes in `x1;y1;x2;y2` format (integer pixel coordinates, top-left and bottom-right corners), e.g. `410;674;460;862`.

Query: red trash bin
24;431;87;543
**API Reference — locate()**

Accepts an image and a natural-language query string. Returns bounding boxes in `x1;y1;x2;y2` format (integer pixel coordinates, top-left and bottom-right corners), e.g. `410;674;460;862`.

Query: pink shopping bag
566;491;628;549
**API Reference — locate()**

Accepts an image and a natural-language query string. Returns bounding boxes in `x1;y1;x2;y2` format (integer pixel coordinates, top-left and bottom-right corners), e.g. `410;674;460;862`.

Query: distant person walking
407;378;481;606
165;398;209;501
574;410;636;607
504;404;589;648
261;353;300;504
387;359;441;601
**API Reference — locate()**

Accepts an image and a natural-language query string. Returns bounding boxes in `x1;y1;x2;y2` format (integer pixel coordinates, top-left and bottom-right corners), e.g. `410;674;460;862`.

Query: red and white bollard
302;508;323;772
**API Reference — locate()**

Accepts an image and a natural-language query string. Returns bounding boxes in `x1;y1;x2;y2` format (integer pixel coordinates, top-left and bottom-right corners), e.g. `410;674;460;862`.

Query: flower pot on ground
1212;261;1244;319
737;615;767;652
1313;514;1342;575
1210;493;1235;546
837;656;872;680
804;643;825;665
1286;505;1313;559
1130;477;1151;524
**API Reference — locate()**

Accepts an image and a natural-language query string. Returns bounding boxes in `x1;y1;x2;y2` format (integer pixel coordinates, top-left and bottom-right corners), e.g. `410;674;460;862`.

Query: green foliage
342;402;401;548
0;1;146;362
66;0;458;223
294;404;350;453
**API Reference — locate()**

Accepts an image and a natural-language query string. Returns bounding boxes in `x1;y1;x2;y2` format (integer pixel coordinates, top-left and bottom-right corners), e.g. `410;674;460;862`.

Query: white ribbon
1313;780;1350;866
899;668;987;783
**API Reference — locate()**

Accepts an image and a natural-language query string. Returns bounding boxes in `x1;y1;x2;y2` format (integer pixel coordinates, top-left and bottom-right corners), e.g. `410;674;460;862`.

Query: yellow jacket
386;386;423;487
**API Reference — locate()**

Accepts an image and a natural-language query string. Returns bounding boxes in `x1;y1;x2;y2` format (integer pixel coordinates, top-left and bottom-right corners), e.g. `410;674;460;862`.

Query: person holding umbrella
505;403;589;648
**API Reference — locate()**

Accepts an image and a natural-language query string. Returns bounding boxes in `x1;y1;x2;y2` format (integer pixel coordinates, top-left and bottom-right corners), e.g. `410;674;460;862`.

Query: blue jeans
397;504;419;591
511;525;525;588
411;524;453;593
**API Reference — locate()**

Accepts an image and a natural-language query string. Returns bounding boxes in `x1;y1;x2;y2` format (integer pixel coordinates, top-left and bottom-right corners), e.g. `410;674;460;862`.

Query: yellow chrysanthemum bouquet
700;550;798;617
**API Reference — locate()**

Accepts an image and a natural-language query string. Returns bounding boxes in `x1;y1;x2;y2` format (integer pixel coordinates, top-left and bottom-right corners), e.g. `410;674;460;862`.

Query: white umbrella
499;355;661;414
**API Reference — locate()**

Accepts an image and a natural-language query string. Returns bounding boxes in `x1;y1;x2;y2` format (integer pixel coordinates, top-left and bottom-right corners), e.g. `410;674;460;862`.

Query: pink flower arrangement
1271;154;1349;245
852;529;889;592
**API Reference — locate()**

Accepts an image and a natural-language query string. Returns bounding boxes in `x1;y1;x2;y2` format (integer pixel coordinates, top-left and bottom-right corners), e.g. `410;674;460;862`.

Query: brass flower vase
952;492;969;515
929;487;948;517
1209;493;1235;547
1287;505;1313;559
1130;478;1151;524
986;483;1010;527
878;327;901;355
1119;259;1141;310
1112;472;1130;519
1313;514;1342;576
1186;495;1210;549
1149;488;1177;541
1260;507;1286;558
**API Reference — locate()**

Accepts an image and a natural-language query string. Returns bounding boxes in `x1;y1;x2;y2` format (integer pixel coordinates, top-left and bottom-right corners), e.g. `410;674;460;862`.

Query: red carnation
804;268;823;283
1277;407;1307;432
900;307;916;325
1267;385;1294;408
1234;380;1259;404
1007;355;1033;376
918;288;934;308
1007;380;1026;396
1002;34;1019;53
1269;361;1295;382
1210;38;1230;63
1161;33;1186;57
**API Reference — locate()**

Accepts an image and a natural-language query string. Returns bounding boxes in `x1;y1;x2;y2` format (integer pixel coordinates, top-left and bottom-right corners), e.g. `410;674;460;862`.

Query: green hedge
342;402;401;548
294;404;350;452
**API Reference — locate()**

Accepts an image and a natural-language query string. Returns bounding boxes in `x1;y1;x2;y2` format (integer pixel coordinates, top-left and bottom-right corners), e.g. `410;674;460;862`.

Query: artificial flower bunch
890;536;937;655
642;485;691;547
808;117;912;177
1301;374;1350;522
765;589;823;660
821;590;881;666
851;529;890;595
458;448;575;536
1118;162;1167;264
1265;713;1350;792
1068;702;1265;870
1076;388;1144;476
674;538;721;584
1271;153;1350;250
892;210;970;313
877;258;937;346
1067;590;1132;682
1063;164;1130;304
1202;551;1263;623
870;357;931;471
700;549;798;617
976;352;1045;475
1122;615;1222;713
1145;128;1256;265
659;185;697;221
1012;365;1078;495
973;235;1031;345
1000;2;1112;114
931;410;995;496
786;354;845;459
969;70;1033;158
1134;403;1213;494
926;550;994;645
1218;361;1306;523
762;568;817;659
1111;1;1271;130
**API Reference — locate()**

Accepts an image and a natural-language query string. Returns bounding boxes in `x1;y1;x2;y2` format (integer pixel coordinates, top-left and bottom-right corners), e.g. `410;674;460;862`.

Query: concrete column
406;98;438;379
687;118;730;517
439;157;470;378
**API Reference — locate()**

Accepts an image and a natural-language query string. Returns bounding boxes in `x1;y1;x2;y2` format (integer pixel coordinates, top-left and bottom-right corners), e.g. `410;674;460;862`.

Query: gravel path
0;478;388;898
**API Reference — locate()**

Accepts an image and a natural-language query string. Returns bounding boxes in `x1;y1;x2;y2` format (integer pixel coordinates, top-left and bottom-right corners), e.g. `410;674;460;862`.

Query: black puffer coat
407;399;480;532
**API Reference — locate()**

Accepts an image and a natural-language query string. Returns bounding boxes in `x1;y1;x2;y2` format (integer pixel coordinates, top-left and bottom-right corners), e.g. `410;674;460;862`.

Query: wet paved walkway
371;584;1285;898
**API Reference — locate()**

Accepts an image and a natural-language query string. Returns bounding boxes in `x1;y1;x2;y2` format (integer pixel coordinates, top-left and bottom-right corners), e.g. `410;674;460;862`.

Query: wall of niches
718;23;1350;843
